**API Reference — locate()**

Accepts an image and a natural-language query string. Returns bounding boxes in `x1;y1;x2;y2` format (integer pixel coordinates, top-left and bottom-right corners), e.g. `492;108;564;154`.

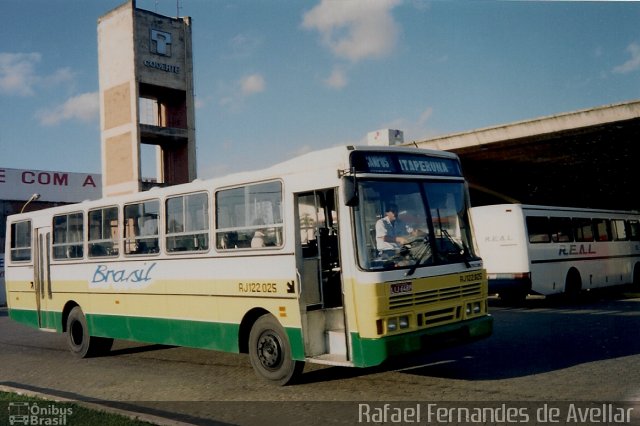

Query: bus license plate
390;282;412;294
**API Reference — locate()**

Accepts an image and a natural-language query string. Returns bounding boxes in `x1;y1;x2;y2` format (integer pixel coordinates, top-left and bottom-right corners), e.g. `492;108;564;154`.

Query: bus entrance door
295;189;349;363
33;228;54;330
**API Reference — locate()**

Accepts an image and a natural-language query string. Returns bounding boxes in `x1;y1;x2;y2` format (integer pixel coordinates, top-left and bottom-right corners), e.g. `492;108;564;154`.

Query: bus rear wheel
66;306;113;358
248;314;304;386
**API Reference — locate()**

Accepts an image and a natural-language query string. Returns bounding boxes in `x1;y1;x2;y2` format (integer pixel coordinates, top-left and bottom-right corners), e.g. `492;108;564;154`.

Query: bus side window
627;220;640;241
88;206;119;257
612;219;628;241
550;217;573;243
573;218;594;242
165;192;209;253
52;212;84;259
593;218;612;242
10;220;32;262
526;216;550;243
215;181;284;250
124;200;160;255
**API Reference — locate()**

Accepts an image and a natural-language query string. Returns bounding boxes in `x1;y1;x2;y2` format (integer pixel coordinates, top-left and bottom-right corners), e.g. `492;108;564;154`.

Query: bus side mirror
343;176;358;207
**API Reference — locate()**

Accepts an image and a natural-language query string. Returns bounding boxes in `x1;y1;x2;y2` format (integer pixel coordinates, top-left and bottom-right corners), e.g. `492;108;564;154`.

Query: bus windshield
354;179;477;271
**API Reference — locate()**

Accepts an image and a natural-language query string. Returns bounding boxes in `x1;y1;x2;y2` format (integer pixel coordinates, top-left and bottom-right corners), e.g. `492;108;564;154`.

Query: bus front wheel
66;306;113;358
248;314;303;386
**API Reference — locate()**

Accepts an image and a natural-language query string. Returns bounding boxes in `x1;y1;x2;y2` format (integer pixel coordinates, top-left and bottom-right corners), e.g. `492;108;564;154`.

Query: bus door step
308;352;351;366
325;329;347;356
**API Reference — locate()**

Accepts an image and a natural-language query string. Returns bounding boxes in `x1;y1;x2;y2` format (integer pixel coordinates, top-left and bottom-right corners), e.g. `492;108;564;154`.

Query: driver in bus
375;203;412;252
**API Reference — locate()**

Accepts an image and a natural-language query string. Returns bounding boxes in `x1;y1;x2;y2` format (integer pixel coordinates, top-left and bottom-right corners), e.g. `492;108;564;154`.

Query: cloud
613;42;640;74
324;66;348;89
240;73;266;96
302;0;401;63
219;73;266;110
418;107;433;126
0;52;75;97
228;33;263;58
36;92;99;126
0;52;41;96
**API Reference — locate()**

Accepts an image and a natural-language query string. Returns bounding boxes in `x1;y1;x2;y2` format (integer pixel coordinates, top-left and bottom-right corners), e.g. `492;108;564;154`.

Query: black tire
248;314;304;386
66;306;113;358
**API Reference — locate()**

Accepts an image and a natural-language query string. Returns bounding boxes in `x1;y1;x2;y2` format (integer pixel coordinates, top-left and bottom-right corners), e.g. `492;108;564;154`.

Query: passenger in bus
141;213;158;236
251;219;267;248
137;213;159;253
375;203;411;252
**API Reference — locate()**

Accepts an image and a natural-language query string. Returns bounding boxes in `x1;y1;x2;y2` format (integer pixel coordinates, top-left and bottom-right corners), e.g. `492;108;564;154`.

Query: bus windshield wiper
441;228;471;268
405;237;432;277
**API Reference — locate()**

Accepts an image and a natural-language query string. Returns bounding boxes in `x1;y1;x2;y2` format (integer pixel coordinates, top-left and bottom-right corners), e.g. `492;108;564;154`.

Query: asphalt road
1;289;640;425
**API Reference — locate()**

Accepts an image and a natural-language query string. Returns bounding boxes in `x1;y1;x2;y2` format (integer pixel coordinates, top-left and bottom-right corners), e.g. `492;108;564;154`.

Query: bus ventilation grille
389;282;482;310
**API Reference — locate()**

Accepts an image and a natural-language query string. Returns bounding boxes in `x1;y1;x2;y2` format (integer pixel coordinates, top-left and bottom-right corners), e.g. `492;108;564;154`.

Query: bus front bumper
350;315;493;368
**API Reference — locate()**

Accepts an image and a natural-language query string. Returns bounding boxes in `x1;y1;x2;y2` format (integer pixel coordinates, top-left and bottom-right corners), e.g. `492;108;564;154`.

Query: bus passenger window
593;219;611;241
53;212;84;259
166;192;209;253
573;218;594;242
10;220;32;262
88;207;119;257
550;217;573;243
124;200;160;255
526;216;550;243
612;219;628;241
215;181;284;250
627;220;640;241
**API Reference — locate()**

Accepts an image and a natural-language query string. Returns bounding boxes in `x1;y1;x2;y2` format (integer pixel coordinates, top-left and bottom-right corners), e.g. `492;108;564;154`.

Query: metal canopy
414;100;640;211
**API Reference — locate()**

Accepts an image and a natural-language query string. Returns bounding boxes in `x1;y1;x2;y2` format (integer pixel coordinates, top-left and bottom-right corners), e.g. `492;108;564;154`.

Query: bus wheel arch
632;263;640;288
61;301;80;333
564;268;582;300
247;313;304;386
239;308;270;354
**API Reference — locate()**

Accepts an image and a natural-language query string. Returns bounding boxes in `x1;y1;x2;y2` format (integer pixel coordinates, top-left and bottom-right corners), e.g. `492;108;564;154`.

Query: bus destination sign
350;151;461;177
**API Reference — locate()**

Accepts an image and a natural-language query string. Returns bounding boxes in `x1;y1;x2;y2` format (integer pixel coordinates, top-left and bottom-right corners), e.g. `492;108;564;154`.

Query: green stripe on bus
8;308;63;331
9;308;39;328
7;308;305;360
350;316;493;367
88;314;304;358
88;314;242;352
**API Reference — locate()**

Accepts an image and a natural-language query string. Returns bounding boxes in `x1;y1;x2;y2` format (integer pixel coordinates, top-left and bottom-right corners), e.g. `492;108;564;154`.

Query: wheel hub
257;332;282;370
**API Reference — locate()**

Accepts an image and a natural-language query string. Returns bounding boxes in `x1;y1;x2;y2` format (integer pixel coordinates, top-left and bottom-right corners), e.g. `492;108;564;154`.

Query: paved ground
1;290;640;425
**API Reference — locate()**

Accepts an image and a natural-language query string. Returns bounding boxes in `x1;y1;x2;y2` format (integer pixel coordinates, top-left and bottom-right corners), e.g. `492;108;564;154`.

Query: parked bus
5;145;492;385
470;203;640;301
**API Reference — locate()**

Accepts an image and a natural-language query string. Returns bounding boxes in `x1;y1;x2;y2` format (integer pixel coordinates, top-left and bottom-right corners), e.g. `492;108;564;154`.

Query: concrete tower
98;0;196;197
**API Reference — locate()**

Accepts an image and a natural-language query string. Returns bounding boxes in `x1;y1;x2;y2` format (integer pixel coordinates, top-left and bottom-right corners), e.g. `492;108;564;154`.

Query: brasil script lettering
91;263;157;287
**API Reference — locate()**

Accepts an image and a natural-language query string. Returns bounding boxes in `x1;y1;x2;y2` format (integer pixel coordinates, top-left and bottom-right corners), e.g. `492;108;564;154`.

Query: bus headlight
387;318;398;332
466;302;482;316
398;315;409;329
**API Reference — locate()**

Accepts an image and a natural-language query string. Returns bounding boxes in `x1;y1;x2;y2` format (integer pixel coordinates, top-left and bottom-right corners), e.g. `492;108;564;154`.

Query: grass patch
0;391;155;425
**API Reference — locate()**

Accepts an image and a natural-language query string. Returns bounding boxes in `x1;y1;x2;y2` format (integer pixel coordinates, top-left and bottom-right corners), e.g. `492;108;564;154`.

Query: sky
1;0;640;180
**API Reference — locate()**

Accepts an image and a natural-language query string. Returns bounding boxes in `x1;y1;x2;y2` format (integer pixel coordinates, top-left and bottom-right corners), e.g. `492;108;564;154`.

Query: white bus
5;145;492;385
470;203;640;301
